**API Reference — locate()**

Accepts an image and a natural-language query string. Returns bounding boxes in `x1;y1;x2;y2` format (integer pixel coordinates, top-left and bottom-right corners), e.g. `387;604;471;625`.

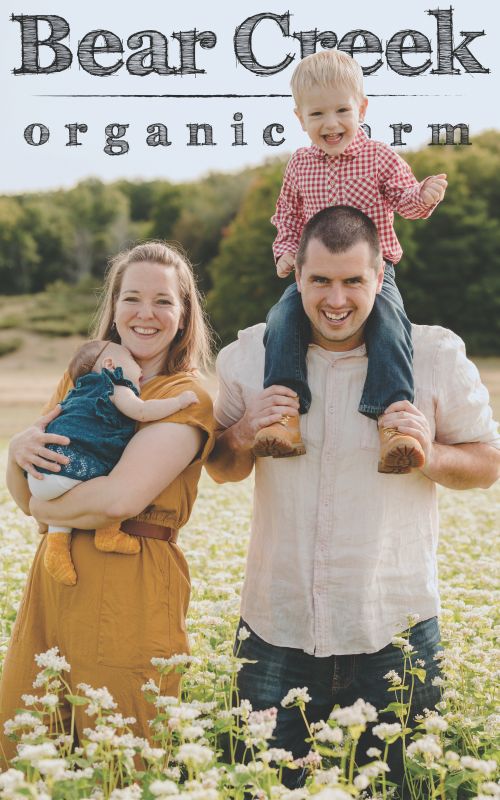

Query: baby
28;339;197;585
254;50;447;473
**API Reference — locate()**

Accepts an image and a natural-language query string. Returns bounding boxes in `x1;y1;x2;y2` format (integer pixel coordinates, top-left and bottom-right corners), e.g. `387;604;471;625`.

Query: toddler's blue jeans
263;263;414;419
235;616;442;795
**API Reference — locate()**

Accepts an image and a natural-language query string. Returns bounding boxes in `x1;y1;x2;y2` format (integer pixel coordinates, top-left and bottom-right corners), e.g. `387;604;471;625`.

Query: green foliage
0;131;499;353
0;336;22;357
0;279;100;338
206;160;289;345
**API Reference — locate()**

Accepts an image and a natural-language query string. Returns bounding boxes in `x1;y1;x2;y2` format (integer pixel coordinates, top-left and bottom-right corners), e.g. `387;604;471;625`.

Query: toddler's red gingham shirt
272;128;438;264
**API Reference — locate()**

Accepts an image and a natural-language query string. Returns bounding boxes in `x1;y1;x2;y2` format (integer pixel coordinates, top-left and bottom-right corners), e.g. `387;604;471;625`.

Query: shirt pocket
341;176;379;211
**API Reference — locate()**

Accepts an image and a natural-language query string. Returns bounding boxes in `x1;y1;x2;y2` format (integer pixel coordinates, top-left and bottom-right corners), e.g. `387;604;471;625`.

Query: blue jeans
234;617;442;794
263;263;414;418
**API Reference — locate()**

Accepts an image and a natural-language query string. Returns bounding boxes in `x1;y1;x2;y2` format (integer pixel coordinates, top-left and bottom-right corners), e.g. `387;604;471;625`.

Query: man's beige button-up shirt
214;324;500;656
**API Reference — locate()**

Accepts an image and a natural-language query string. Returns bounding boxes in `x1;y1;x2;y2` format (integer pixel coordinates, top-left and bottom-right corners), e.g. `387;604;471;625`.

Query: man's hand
420;174;447;206
379;400;434;473
231;386;300;451
10;405;70;480
276;252;296;278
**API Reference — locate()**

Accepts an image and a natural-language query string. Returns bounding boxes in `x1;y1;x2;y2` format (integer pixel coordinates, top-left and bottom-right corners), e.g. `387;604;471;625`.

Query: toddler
254;50;447;473
28;339;198;585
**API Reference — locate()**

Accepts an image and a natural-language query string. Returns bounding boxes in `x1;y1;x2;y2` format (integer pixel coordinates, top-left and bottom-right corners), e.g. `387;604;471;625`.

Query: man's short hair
291;50;365;108
295;206;381;272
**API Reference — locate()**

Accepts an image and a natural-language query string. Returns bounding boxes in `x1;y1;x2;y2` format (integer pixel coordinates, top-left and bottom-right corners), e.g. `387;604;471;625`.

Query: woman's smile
115;261;184;378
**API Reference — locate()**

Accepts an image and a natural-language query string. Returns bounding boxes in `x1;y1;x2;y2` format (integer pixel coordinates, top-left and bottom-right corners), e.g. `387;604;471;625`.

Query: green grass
0;280;100;338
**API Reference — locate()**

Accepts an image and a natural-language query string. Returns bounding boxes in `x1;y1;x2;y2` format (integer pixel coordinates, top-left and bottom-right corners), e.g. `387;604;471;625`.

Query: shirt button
329;406;334;413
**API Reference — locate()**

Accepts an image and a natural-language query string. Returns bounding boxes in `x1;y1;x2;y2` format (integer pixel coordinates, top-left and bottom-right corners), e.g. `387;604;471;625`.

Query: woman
0;242;215;765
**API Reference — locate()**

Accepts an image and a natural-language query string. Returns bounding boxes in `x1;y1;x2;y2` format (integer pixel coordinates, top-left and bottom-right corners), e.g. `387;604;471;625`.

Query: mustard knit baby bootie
94;526;141;554
44;531;77;586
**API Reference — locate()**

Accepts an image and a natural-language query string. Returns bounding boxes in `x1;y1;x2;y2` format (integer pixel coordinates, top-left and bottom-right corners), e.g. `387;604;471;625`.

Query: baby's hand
420;173;447;206
276;252;296;278
177;390;199;410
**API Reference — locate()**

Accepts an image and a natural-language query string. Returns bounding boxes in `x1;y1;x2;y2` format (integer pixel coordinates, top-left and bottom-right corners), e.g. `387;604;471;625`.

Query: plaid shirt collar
310;126;368;162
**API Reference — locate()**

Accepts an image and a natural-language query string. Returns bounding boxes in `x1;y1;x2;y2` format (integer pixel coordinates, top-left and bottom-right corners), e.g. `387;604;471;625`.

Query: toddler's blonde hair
291;50;365;108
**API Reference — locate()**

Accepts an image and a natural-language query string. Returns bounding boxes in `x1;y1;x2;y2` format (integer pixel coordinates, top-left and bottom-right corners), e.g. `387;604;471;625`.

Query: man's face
296;238;384;352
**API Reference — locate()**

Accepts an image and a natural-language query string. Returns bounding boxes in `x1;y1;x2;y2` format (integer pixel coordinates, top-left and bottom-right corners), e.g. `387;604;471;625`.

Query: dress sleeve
138;376;216;465
433;331;500;448
41;372;73;414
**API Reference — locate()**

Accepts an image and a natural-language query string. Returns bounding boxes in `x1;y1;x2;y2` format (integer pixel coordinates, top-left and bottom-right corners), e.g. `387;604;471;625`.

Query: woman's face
114;261;184;379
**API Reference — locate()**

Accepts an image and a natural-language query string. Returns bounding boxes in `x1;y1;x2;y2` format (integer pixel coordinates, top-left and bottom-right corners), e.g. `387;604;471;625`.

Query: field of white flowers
0;448;498;800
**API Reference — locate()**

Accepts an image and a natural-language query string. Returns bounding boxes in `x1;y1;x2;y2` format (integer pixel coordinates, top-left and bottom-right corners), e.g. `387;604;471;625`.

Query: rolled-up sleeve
213;341;247;429
434;331;500;448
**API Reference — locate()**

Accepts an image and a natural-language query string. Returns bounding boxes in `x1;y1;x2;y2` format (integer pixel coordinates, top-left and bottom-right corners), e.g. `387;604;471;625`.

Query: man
206;206;499;789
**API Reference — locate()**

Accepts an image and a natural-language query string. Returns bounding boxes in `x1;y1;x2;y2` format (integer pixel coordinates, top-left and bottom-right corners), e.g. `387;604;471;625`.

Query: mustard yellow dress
0;372;215;765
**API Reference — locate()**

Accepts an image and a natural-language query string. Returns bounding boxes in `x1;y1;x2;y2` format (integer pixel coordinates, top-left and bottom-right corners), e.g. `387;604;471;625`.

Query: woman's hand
28;421;204;530
10;405;70;480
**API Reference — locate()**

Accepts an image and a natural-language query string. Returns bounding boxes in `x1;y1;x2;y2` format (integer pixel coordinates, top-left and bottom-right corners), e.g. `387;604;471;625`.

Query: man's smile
322;309;352;324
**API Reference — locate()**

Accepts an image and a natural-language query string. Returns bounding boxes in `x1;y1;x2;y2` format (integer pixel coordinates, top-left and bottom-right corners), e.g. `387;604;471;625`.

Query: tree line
1;130;498;354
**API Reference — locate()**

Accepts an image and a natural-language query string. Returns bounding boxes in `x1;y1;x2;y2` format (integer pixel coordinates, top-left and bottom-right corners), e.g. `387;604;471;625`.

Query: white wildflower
259;748;293;763
281;687;311;707
460;757;497;776
149;779;179;796
15;742;58;764
422;714;448;733
354;774;370;790
407;734;442;761
237;625;251;641
330;698;378;727
315;788;354;799
77;684;117;715
34;646;70;673
37;758;69;778
384;670;402;686
176;742;214;768
313;722;343;745
372;722;402;741
39;693;59;708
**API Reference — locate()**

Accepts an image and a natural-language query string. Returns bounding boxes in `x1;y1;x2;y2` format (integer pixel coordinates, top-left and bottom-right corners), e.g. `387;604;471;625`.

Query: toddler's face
295;85;368;157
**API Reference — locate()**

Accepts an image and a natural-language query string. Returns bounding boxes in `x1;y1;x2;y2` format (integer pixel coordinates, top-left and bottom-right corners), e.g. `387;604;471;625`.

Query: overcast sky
1;0;497;193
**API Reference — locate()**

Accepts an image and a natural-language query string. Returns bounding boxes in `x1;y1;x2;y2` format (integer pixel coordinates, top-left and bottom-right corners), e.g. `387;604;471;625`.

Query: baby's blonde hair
291;50;365;108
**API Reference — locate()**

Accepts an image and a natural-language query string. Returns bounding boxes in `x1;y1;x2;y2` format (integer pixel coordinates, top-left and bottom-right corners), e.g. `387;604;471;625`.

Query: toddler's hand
420;173;447;206
276;253;296;278
177;391;199;410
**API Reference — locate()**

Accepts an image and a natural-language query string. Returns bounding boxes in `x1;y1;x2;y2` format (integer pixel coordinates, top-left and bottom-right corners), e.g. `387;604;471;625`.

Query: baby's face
103;343;143;387
295;84;368;157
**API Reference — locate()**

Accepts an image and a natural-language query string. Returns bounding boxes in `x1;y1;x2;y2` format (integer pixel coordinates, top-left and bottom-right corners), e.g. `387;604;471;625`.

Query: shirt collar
310;126;368;162
309;342;367;362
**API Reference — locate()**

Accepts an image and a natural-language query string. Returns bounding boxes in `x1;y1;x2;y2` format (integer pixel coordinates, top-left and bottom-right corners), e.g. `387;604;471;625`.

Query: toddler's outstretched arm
111;387;198;422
